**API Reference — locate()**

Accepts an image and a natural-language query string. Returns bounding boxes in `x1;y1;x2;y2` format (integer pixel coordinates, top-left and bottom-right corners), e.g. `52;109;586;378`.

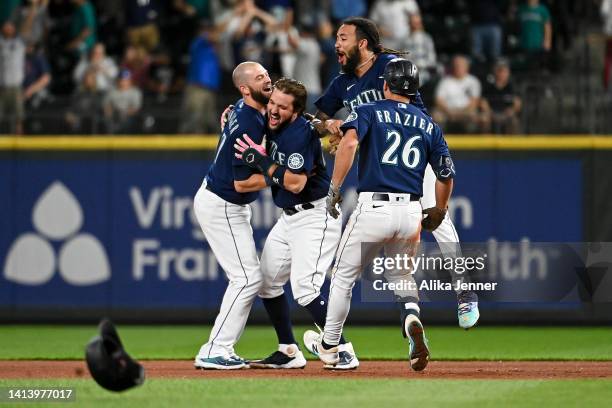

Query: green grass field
1;325;611;361
1;325;611;407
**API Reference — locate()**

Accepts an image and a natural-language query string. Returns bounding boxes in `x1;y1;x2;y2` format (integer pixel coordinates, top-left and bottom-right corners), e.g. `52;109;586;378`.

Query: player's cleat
404;315;430;372
303;329;321;357
457;290;480;330
194;355;247;370
303;329;340;365
230;354;250;367
249;344;307;369
323;342;359;370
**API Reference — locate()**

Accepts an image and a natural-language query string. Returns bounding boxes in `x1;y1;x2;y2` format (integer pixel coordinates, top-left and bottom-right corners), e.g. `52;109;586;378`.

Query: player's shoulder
234;99;265;122
292;116;319;141
375;53;398;69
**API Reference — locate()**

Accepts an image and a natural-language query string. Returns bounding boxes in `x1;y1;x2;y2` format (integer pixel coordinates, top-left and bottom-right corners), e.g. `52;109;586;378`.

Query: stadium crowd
0;0;608;135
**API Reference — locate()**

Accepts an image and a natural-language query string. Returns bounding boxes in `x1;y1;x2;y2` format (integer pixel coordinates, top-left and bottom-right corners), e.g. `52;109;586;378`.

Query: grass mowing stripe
0;379;611;408
0;326;611;361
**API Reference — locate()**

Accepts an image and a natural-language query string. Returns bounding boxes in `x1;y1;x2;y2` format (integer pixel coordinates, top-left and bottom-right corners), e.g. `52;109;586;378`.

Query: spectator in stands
288;21;322;111
73;43;118;92
179;21;220;134
0;21;25;134
481;58;522;134
120;45;151;90
602;0;612;90
0;0;20;26
318;18;339;88
23;42;51;109
369;0;420;51
103;69;142;134
125;0;161;53
400;13;437;86
468;0;504;63
432;55;485;133
517;0;551;54
66;0;96;56
330;0;366;25
12;0;49;47
65;69;103;133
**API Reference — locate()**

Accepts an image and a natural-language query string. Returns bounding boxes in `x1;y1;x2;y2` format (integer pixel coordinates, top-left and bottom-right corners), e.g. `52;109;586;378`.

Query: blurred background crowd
0;0;611;135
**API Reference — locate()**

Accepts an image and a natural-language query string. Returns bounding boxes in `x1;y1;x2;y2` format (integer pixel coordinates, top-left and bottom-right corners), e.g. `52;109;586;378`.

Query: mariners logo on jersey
340;99;452;196
315;54;428;117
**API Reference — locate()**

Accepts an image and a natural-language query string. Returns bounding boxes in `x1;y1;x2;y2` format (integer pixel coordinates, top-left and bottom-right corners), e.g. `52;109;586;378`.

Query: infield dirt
1;361;611;380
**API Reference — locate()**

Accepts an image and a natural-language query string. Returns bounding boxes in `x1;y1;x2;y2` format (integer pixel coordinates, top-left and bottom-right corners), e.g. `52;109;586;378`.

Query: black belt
372;193;420;202
283;202;315;216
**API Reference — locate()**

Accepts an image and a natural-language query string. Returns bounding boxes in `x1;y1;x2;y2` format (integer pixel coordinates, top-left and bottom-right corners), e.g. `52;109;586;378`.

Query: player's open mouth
269;114;280;127
337;51;346;65
263;84;273;93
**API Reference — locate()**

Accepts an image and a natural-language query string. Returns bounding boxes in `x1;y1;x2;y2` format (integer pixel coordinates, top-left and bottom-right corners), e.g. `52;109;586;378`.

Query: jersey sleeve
231;112;265;181
286;126;317;175
314;76;344;117
411;91;430;116
339;105;372;142
428;124;455;180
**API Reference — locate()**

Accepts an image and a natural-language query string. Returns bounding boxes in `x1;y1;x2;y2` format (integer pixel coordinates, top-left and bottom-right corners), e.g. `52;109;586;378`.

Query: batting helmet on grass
85;319;145;392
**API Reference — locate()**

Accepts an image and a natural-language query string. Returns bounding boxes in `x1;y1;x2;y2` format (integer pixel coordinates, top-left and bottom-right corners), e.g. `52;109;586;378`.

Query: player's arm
330;129;358;188
434;178;453;211
234;174;268;193
234;135;307;194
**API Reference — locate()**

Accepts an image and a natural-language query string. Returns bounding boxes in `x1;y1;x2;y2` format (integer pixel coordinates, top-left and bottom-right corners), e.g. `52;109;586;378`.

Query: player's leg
320;200;389;363
384;204;429;371
251;217;306;369
192;185;263;368
422;164;480;329
285;202;357;369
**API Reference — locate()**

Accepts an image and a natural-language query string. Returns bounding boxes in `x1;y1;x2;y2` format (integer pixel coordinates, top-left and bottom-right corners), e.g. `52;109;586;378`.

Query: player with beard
193;62;273;370
306;17;480;340
233;78;359;370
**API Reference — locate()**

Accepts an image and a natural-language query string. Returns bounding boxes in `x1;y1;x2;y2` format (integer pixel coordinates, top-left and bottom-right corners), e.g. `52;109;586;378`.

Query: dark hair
273;78;307;115
341;17;409;56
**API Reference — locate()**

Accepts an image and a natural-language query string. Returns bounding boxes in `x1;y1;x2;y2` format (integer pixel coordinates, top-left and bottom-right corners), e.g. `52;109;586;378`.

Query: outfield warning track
1;361;611;380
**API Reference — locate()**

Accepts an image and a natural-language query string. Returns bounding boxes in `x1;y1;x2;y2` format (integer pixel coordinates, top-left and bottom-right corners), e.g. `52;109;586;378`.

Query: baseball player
309;17;479;330
233;78;359;370
310;58;454;371
192;61;272;370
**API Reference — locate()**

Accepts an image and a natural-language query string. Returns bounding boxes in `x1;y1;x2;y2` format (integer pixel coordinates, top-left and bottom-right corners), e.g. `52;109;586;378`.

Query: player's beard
249;86;270;106
342;45;361;76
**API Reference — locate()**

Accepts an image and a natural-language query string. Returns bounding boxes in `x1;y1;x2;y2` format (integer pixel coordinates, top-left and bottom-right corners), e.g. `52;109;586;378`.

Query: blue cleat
457;290;480;329
194;355;247;370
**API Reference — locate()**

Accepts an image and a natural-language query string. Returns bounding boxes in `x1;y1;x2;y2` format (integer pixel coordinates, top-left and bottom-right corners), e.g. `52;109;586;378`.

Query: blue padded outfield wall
1;138;608;323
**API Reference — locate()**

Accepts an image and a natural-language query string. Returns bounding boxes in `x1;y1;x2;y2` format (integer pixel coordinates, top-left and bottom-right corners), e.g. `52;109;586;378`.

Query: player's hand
220;104;235;130
325;119;343;137
328;134;342;155
234;134;266;159
421;207;447;232
326;181;342;219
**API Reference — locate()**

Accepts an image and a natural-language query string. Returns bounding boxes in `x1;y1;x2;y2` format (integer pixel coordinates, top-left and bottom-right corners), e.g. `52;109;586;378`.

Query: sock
399;300;420;338
304;295;346;345
262;294;297;345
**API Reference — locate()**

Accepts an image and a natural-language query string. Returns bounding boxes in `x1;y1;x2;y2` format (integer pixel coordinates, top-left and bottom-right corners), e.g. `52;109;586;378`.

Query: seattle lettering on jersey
374;105;434;135
346;89;384;111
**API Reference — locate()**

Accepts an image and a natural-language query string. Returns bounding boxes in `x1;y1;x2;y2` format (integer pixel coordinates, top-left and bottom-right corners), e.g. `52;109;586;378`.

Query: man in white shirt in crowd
400;13;437;86
369;0;419;51
432;55;486;133
0;21;25;134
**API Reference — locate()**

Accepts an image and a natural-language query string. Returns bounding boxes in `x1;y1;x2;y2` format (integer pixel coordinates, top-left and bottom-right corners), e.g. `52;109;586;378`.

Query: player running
310;17;479;330
233;78;359;370
312;58;454;372
192;62;272;370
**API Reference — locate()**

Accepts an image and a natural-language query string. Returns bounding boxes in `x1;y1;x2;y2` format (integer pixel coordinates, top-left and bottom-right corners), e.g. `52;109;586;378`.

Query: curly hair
341;17;410;56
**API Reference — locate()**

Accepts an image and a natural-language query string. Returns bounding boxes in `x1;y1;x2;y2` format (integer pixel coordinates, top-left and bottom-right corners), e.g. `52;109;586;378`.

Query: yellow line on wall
1;135;612;150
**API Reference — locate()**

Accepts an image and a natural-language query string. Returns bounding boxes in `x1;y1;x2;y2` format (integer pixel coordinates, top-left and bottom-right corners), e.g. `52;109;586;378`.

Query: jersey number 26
381;131;421;169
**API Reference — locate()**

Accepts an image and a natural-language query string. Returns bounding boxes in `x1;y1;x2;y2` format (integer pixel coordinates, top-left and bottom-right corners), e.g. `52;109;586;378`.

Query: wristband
270;166;286;189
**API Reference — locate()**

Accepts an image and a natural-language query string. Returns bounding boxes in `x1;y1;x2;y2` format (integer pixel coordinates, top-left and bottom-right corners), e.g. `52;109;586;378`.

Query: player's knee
258;285;284;300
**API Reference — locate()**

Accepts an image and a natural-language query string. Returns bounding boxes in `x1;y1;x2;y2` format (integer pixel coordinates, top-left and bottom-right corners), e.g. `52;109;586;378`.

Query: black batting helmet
85;319;145;392
383;58;419;96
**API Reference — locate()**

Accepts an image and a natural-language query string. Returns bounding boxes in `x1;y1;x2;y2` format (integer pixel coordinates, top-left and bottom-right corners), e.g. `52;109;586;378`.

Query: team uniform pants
193;181;263;358
259;197;342;306
323;192;422;346
422;164;468;290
